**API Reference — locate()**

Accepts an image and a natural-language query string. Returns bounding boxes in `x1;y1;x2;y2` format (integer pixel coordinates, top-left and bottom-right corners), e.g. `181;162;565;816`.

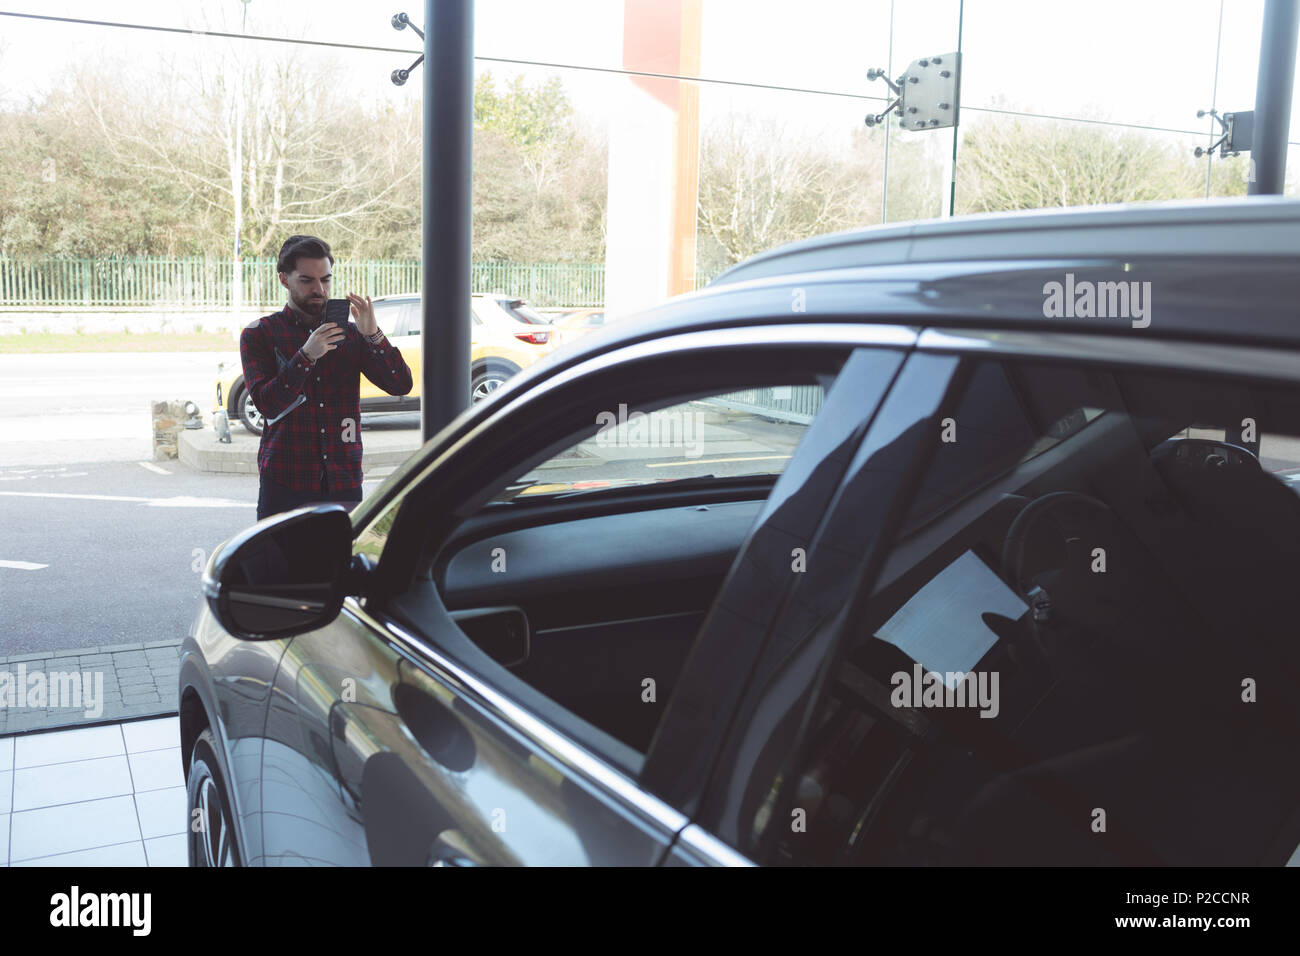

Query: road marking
645;455;792;468
137;461;171;475
0;470;87;480
0;491;247;508
0;491;150;503
0;560;48;570
146;495;247;508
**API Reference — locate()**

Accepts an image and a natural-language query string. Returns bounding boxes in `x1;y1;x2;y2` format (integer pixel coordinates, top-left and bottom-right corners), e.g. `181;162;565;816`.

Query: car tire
230;381;264;435
187;727;243;867
471;365;516;404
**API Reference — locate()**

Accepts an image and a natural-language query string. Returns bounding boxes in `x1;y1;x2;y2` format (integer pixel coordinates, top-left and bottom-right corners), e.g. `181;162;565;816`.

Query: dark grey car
181;198;1300;866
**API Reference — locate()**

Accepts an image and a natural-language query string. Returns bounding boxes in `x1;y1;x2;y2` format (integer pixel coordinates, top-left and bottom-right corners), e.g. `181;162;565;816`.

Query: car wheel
471;367;512;403
231;382;264;434
187;727;242;867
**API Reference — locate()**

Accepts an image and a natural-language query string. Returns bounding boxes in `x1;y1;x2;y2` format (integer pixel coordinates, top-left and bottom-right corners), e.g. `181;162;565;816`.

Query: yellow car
216;293;556;434
552;308;608;348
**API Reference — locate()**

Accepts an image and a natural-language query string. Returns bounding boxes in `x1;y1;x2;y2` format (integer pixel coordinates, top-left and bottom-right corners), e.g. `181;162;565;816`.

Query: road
0;352;413;657
0;351;241;465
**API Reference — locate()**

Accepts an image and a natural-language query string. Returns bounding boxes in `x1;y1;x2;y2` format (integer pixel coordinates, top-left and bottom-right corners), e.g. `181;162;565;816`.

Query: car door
689;330;1300;866
258;321;911;864
650;348;955;860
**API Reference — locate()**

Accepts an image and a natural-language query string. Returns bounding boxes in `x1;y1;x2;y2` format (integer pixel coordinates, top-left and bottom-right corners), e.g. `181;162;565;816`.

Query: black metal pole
421;0;473;444
1248;0;1299;196
1238;0;1298;458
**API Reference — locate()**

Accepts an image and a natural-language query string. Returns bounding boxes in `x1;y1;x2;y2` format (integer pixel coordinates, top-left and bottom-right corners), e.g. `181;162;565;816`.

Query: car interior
436;496;764;750
425;382;821;761
767;358;1300;866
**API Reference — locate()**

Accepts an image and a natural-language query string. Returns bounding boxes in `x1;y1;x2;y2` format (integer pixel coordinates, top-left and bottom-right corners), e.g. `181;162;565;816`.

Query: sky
0;0;1285;151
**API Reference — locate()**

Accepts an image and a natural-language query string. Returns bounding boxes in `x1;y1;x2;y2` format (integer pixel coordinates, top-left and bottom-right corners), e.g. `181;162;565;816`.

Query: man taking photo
241;234;413;521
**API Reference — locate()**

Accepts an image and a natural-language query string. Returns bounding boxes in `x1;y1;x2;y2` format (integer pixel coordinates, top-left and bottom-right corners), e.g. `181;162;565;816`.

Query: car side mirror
202;505;356;640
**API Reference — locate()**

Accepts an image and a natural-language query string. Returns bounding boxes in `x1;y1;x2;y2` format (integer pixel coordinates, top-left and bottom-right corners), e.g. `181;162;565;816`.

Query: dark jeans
257;472;362;521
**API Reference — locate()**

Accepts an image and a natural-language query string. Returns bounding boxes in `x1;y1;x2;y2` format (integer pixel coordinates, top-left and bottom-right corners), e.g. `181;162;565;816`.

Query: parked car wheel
186;728;242;867
231;380;264;435
471;364;516;403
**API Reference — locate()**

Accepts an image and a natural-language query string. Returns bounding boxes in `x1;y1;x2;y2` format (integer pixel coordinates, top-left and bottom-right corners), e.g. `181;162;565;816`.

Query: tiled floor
1;717;186;866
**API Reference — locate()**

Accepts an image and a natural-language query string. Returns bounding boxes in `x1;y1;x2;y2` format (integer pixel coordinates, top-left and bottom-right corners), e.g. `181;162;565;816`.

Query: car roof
710;197;1300;285
544;196;1300;354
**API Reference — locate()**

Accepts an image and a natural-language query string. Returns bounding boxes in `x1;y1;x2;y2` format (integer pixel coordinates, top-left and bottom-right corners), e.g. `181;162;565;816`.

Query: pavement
178;419;423;474
0;642;183;736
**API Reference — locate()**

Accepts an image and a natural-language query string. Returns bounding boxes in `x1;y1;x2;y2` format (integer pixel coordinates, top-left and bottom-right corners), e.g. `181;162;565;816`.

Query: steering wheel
997;490;1118;681
1000;491;1115;600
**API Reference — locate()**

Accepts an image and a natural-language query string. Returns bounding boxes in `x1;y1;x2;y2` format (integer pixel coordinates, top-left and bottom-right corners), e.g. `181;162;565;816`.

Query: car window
749;356;1300;866
492;385;825;502
901;361;1105;533
372;301;402;337
397;300;420;336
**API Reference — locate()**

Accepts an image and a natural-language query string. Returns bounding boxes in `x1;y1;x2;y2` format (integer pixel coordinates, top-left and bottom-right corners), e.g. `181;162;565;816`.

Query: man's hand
303;321;346;361
347;293;378;336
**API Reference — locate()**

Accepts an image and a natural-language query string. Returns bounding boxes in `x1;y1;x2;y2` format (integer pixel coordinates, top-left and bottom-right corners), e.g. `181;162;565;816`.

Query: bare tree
74;49;420;258
697;116;882;265
957;115;1209;212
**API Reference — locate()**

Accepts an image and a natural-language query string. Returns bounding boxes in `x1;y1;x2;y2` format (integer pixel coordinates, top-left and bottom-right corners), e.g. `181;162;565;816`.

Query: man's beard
290;291;327;320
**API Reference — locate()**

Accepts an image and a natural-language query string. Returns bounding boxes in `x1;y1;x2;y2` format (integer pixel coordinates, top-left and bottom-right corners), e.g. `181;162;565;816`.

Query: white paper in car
875;550;1027;688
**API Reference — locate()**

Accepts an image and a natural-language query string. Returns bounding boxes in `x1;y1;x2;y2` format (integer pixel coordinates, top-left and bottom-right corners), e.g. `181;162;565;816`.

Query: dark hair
277;235;334;274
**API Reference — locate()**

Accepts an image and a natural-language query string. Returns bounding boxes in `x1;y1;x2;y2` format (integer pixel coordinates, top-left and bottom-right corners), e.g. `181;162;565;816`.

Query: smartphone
324;298;351;328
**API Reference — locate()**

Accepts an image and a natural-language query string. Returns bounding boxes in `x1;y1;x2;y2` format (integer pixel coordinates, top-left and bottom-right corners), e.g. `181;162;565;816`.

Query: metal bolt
933;55;943;63
939;102;950;110
909;76;919;84
908;106;918;113
919;58;929;67
930;119;939;126
940;70;951;78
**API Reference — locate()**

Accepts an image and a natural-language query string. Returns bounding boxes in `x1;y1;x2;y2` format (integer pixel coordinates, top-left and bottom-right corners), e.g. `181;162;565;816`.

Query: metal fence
0;256;611;309
706;385;825;425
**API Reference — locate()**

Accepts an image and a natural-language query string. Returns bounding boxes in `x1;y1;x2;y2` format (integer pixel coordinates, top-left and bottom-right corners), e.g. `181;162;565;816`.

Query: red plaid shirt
240;303;413;493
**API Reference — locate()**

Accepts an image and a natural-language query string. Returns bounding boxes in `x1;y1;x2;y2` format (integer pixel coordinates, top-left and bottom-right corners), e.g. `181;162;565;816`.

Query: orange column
622;0;703;300
669;1;702;296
